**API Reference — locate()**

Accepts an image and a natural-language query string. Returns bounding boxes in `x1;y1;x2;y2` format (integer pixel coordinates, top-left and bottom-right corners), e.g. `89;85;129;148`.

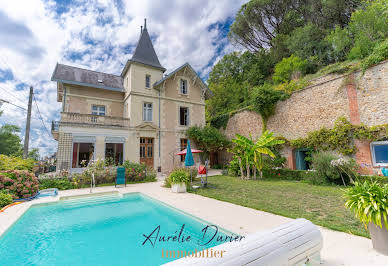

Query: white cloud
0;0;247;158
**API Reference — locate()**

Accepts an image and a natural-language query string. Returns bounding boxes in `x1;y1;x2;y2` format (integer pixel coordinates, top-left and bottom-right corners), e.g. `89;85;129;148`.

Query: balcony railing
59;112;130;128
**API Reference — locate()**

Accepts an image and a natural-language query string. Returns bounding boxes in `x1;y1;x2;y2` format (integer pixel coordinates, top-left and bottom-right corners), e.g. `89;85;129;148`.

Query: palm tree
230;131;284;179
230;134;253;179
252;131;285;179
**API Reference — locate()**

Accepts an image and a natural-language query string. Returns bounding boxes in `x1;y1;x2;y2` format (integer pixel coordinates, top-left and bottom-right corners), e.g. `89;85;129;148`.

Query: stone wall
222;60;388;171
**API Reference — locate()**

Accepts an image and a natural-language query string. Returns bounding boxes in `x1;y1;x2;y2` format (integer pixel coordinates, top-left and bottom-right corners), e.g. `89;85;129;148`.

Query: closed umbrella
184;140;195;183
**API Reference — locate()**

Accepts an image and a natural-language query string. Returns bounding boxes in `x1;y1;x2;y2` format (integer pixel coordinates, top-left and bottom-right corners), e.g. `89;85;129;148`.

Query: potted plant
169;169;190;193
344;181;388;255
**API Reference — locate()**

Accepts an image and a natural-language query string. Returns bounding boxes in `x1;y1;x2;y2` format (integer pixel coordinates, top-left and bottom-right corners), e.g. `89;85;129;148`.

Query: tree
272;55;308;83
0;124;23;156
206;51;274;120
251;131;285;178
28;148;40;161
229;131;284;179
185;126;231;159
229;0;361;53
327;0;388;60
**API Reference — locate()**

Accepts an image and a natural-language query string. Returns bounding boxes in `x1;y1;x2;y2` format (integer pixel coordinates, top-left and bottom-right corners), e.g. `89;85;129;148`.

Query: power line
0;98;27;110
32;93;52;138
0;86;27;106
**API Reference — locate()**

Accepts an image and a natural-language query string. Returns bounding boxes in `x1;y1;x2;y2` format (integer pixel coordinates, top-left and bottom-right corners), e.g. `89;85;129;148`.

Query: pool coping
0;189;235;239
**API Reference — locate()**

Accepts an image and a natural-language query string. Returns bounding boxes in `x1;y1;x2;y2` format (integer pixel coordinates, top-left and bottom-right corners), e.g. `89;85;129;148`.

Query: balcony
51;112;130;140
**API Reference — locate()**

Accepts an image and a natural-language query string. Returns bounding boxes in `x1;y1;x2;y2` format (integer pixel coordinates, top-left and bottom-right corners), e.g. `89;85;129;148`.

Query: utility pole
23;86;33;159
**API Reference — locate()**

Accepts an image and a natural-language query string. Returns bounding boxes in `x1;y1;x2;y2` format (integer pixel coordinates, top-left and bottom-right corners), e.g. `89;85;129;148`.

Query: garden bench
163;218;323;266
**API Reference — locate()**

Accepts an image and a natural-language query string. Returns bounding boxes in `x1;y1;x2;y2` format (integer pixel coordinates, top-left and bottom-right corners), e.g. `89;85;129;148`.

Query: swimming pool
0;193;232;265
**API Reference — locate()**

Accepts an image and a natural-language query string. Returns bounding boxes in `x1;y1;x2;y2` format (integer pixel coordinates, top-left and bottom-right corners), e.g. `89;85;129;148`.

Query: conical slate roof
130;20;165;71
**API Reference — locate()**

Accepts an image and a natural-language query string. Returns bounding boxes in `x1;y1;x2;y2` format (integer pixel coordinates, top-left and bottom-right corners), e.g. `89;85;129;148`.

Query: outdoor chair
382;168;388;177
115;167;126;187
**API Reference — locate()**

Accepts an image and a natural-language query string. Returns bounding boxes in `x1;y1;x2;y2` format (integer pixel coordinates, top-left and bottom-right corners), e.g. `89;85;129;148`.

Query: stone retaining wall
221;60;388;172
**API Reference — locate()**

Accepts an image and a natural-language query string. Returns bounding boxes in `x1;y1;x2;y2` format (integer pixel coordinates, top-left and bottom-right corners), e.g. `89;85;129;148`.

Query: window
105;143;123;165
371;141;388;166
179;107;189;126
72;143;94;168
143;103;152;121
145;75;151;88
92;105;105;116
180;138;187;162
180;79;187;94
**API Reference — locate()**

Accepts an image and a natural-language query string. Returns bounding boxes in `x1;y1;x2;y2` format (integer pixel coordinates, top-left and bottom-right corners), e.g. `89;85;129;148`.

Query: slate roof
129;24;165;71
51;63;124;92
153;62;213;99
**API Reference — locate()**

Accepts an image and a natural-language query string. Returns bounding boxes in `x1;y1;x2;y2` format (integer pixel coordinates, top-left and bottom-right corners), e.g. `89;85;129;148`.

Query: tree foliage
327;0;388;60
186;126;231;155
229;0;362;52
206;51;274;119
229;131;284;179
0;124;23;156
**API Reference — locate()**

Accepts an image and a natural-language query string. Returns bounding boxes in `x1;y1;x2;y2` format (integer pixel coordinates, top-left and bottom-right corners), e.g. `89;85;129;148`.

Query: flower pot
368;216;388;256
171;183;186;193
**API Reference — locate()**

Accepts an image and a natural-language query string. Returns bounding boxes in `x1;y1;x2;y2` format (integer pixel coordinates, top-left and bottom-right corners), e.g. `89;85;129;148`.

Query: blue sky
0;0;246;158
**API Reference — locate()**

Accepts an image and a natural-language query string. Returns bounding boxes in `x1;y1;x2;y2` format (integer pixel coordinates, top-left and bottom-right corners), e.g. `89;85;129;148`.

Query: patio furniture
382;168;388;177
163;218;323;266
115;167;126;187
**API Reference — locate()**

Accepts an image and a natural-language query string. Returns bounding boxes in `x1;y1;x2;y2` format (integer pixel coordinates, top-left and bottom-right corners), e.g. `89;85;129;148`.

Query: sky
0;0;247;158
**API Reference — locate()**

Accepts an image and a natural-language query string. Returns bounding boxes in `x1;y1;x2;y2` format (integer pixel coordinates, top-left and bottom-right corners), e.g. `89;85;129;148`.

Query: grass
190;175;369;238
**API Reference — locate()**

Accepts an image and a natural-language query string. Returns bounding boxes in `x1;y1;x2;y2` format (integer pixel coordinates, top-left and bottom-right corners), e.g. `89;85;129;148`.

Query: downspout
158;87;161;172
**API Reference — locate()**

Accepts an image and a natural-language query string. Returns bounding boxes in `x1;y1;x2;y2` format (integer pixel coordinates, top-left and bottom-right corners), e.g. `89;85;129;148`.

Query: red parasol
176;148;203;155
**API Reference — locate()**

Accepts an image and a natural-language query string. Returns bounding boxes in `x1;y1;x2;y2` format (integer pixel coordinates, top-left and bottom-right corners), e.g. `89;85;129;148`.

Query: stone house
220;60;388;174
51;21;212;173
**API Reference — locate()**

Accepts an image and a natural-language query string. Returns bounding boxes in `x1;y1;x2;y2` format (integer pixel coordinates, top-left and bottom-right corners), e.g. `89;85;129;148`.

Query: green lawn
190;175;368;238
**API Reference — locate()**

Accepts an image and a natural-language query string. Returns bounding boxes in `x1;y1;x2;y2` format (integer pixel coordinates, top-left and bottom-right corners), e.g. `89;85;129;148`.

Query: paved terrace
0;173;386;266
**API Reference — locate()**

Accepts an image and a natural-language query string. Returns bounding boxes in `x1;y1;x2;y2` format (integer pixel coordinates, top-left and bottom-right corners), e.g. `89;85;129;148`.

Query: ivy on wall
287;117;388;155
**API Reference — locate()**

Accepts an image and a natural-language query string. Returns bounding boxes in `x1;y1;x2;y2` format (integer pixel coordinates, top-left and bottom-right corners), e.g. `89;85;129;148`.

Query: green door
295;149;308;170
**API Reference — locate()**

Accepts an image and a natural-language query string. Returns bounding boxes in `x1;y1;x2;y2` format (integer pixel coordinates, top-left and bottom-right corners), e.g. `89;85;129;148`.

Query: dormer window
180;79;187;94
145;75;151;88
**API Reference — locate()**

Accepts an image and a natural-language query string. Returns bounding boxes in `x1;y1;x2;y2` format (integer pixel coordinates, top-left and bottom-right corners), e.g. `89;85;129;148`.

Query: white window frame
91;105;105;116
143;102;153;122
179;106;189;126
180;79;188;95
371;141;388;166
145;74;151;88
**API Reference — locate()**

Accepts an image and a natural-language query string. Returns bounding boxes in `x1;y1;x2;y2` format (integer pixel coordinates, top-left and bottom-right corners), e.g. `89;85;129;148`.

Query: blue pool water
0;193;231;266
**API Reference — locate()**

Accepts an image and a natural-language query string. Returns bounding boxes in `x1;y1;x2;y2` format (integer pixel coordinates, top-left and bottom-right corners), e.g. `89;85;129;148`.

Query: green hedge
262;168;315;181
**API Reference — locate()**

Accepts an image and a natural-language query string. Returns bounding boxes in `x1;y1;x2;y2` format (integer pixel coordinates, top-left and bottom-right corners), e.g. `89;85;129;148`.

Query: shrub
361;39;388;71
0;155;35;171
39;178;76;190
344;181;388;229
251;83;285;121
0;193;13;208
356;175;388;185
122;161;156;182
311;151;358;185
0;170;39;199
272;55;308;84
169;169;190;184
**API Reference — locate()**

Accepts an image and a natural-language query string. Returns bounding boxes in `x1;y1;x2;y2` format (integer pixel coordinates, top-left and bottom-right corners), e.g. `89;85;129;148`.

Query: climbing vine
289;117;388;155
